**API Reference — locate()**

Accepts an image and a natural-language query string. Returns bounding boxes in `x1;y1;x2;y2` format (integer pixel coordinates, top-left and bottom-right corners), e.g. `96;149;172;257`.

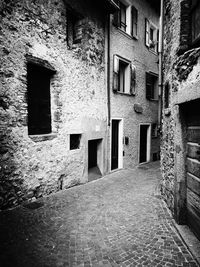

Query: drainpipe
107;13;111;126
158;0;164;134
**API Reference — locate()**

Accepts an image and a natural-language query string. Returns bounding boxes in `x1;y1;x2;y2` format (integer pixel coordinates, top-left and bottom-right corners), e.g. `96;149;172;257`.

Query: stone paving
0;162;199;267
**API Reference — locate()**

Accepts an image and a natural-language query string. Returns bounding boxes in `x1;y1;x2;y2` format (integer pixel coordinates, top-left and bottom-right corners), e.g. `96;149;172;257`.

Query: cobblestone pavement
0;162;199;267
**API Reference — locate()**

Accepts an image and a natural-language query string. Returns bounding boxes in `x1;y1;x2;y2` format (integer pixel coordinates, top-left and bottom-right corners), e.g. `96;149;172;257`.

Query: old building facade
109;0;160;171
161;0;200;240
0;0;118;209
0;0;160;210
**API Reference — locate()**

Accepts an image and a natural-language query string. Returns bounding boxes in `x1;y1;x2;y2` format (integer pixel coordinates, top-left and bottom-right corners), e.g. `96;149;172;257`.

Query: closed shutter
113;55;119;92
73;19;83;43
146;72;152;99
145;18;150;47
130;63;136;95
131;6;138;37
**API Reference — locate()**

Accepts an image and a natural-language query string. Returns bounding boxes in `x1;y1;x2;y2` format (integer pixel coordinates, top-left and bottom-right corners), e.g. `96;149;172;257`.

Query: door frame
110;118;123;171
138;123;151;164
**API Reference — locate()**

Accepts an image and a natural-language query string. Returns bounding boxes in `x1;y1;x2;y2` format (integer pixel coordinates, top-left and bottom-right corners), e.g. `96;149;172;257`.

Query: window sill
29;133;57;142
114;91;135;96
147;98;159;102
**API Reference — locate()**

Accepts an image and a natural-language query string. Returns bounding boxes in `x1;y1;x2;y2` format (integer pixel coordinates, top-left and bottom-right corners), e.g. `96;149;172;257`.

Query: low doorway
139;124;151;164
88;139;103;182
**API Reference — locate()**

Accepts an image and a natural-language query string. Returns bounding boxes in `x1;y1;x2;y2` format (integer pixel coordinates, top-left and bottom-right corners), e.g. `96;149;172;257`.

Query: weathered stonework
161;0;200;223
0;0;109;209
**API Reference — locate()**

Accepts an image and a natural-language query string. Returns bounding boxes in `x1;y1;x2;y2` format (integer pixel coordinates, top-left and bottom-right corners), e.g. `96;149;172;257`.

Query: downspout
158;0;164;134
107;13;111;126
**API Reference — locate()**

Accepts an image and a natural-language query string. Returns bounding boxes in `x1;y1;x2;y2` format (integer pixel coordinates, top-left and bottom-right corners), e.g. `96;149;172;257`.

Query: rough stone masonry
0;0;108;209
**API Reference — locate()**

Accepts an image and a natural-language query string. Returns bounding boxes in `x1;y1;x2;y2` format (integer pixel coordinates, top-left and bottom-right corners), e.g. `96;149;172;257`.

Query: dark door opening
111;120;119;170
139;125;149;163
88;139;102;181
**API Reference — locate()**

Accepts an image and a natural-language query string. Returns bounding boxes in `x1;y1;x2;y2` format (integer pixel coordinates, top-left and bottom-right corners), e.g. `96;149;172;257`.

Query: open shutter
130;63;136;95
131;6;138;37
113;55;119;92
146;72;152;99
156;29;159;53
113;8;120;27
145;18;150;47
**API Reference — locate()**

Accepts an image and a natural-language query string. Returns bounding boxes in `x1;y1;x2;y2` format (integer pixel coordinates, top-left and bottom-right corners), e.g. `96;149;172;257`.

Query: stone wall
0;0;108;209
161;0;200;221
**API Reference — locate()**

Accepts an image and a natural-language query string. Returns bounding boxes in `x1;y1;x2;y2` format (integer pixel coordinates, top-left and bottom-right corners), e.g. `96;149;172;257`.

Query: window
113;1;137;37
70;134;81;150
152;123;158;138
145;19;159;53
191;0;200;45
164;81;170;108
146;72;158;100
67;7;84;46
113;55;136;95
27;63;54;135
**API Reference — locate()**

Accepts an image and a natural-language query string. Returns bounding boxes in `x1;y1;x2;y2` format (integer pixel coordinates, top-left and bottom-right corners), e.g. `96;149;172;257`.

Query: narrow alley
0;162;198;267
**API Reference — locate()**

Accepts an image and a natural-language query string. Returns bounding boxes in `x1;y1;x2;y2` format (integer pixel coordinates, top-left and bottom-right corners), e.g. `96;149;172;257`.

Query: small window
152;123;158;138
145;19;159;53
27;63;54;135
146;72;158;100
67;8;83;46
113;55;135;94
70;134;81;150
191;0;200;45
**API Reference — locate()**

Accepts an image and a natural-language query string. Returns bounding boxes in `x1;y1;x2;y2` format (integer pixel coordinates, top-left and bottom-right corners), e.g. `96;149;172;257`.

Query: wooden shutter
113;55;119;92
146;72;152;99
130;63;136;95
145;18;150;47
131;6;138;37
156;29;159;53
113;7;120;27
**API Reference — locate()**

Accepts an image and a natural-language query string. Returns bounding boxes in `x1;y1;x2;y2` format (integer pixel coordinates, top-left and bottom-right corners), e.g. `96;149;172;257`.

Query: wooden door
183;99;200;240
186;126;200;240
111;120;119;170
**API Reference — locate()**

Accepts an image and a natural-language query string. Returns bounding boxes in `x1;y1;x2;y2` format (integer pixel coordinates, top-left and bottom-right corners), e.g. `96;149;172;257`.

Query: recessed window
70;134;81;150
67;8;84;46
113;55;135;94
27;63;54;135
145;19;159;53
152;123;158;138
146;72;159;100
191;0;200;45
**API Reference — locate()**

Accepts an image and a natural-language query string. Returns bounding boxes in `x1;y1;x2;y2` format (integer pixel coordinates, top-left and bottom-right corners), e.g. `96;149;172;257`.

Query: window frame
145;18;159;54
191;0;200;46
146;72;159;101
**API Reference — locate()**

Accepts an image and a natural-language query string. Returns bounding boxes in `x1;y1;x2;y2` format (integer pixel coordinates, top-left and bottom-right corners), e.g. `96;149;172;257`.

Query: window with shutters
145;19;159;53
113;1;137;37
66;8;84;46
113;55;136;95
146;72;158;100
27;63;54;135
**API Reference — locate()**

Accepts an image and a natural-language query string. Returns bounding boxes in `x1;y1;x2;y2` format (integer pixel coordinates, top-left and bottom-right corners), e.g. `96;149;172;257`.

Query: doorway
111;119;123;170
139;124;151;163
88;139;103;181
